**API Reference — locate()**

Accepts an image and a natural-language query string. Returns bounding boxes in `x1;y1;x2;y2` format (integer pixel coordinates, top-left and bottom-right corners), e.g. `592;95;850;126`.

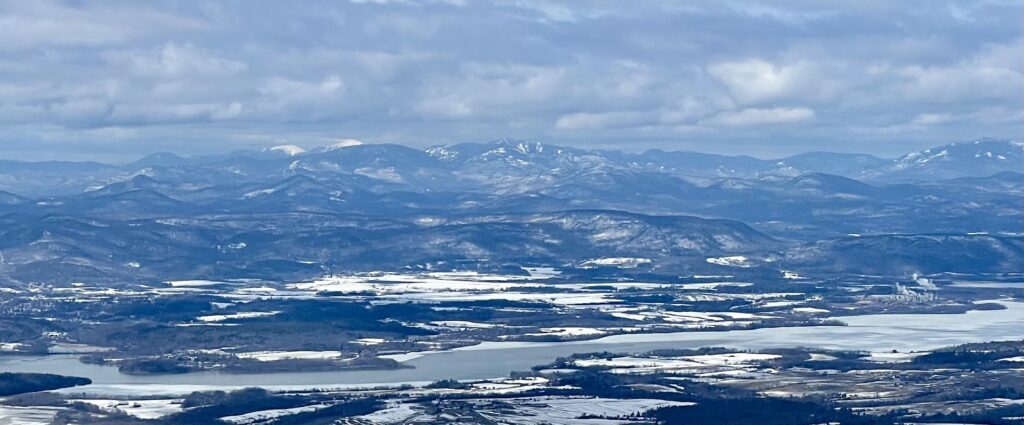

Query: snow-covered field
0;342;26;352
394;290;620;305
282;271;786;311
863;351;928;363
220;404;326;424
428;320;497;329
0;406;63;425
166;280;228;287
69;399;183;420
471;396;693;424
793;307;830;314
676;281;753;290
579;257;652;268
288;271;552;295
603;306;773;329
528;327;608;337
705;256;753;267
350;402;419;423
572;352;780;375
196;311;280;322
233;350;348;362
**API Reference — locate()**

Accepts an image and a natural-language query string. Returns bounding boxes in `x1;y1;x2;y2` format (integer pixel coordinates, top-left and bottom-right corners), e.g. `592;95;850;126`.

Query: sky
0;0;1021;162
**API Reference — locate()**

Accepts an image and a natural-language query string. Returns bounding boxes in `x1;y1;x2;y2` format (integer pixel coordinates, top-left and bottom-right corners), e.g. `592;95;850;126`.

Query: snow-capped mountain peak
896;138;1021;166
325;139;364;150
425;146;459;160
877;138;1022;180
267;145;306;156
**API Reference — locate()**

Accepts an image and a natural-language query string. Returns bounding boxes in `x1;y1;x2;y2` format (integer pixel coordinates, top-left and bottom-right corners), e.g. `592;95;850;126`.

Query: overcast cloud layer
0;0;1021;161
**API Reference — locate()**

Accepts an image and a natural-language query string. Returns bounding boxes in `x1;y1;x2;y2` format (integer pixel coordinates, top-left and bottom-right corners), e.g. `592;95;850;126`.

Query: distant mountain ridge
1;137;1019;198
866;138;1024;181
0;137;1020;284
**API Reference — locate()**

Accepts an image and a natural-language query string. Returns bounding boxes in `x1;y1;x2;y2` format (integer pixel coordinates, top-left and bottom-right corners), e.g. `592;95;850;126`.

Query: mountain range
0;137;1020;285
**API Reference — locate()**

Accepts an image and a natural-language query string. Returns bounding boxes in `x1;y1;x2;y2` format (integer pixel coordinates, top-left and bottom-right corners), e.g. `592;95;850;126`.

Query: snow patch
196;311;280;323
864;351;927;363
232;350;347;362
580;257;651;268
706;256;753;267
70;399;183;420
166;280;226;287
793;307;830;314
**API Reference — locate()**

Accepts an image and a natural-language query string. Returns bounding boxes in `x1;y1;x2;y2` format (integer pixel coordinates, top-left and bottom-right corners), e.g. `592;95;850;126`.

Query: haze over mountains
0;138;1020;285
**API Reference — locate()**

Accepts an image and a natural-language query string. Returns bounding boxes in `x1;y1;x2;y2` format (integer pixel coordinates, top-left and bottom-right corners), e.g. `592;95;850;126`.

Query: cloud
911;113;955;126
48;99;112;124
0;2;203;51
259;76;345;105
708;107;816;126
555;111;650;130
0;0;1020;160
706;59;848;105
911;107;1024;127
708;59;794;104
114;44;248;78
895;38;1024;102
109;102;243;125
503;0;581;22
413;63;568;119
722;1;836;24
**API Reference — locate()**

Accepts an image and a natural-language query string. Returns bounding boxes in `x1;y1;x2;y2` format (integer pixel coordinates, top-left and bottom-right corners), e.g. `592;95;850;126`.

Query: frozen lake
2;300;1022;396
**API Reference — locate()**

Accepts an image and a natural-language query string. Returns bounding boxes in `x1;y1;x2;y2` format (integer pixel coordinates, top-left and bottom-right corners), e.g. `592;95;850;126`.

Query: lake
2;300;1022;396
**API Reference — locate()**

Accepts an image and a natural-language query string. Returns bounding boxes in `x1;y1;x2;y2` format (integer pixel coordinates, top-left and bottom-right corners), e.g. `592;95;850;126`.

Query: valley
0;268;1019;377
0;138;1021;424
